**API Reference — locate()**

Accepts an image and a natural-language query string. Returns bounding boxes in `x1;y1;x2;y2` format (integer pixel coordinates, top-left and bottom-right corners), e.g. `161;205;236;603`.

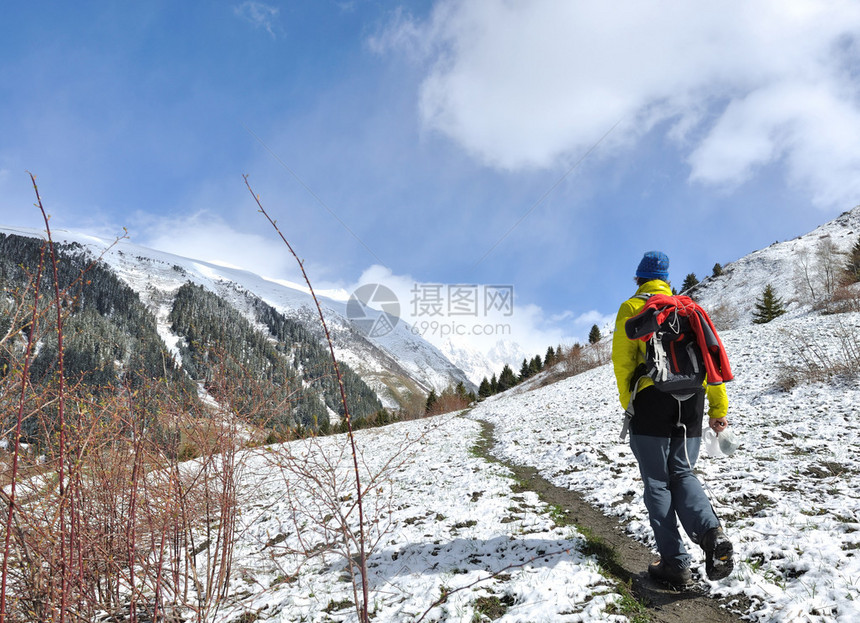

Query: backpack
625;294;709;400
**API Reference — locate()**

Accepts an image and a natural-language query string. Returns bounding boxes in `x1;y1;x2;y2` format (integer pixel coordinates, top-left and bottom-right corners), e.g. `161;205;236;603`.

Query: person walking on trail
611;251;734;586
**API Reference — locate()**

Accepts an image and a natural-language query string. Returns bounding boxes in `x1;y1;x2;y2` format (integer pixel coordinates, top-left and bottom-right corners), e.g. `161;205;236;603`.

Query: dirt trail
474;419;749;623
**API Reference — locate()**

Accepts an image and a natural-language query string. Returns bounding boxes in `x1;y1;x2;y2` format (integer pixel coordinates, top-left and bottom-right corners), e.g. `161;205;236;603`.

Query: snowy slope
690;204;860;325
470;310;860;622
222;416;623;622
200;205;860;622
0;225;473;405
199;306;860;623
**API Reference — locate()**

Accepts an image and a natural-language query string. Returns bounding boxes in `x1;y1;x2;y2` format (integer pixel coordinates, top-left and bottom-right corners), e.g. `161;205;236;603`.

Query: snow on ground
219;415;626;622
215;309;860;622
470;310;860;623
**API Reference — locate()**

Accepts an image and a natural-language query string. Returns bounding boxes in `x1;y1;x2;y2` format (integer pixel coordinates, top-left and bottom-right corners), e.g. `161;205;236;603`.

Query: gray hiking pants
629;433;720;570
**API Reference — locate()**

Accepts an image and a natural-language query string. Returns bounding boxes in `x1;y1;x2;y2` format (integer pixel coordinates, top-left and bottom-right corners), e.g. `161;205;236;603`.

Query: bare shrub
0;176;248;623
0;348;250;623
821;283;860;315
0;175;444;623
427;386;471;416
796;238;848;310
708;301;741;331
543;340;609;385
245;177;372;622
777;321;860;388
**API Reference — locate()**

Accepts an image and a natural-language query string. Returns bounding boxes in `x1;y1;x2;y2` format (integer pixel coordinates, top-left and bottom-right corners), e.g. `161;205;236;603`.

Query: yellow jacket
611;280;728;419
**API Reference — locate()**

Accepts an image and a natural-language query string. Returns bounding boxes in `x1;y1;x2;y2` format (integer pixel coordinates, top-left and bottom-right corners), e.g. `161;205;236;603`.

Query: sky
2;1;860;359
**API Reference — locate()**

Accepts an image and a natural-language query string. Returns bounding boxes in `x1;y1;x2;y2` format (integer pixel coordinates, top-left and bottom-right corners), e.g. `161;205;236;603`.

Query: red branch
244;175;370;622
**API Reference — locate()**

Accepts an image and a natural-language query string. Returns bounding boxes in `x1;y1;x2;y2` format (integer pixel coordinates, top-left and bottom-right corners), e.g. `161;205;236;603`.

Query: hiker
611;251;734;585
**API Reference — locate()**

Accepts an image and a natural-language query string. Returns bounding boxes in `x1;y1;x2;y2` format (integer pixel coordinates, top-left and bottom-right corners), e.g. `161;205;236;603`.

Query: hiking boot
702;527;734;580
648;559;693;586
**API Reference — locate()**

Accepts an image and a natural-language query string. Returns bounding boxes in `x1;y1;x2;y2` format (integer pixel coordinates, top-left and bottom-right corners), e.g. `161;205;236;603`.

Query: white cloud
349;264;606;357
688;80;860;206
136;211;300;281
234;2;280;37
380;0;860;207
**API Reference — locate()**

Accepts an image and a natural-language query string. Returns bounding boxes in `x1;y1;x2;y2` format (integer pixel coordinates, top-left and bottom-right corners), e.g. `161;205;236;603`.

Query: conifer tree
425;389;438;413
490;373;498;394
519;358;531;381
588;324;601;344
497;364;517;392
455;381;469;403
529;355;542;376
682;273;699;292
544;345;556;367
712;263;723;277
478;377;492;399
752;284;787;324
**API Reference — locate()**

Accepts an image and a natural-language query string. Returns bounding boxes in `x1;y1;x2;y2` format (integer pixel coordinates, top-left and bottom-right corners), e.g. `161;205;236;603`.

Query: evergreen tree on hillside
682;273;699;293
251;295;381;421
529;355;542;376
478;377;492;399
712;263;723;277
497;364;517;392
588;325;601;344
425;389;438;414
0;233;190;394
845;235;860;283
752;284;787;324
544;345;556;367
455;381;469;403
490;373;498;394
169;282;330;430
519;358;531;381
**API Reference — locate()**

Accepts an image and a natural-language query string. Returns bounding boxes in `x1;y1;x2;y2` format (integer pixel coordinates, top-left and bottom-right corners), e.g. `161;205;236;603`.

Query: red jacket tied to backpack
625;294;733;385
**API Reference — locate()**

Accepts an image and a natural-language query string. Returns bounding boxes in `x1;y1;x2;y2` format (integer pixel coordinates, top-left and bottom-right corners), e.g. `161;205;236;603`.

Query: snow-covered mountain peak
0;225;474;406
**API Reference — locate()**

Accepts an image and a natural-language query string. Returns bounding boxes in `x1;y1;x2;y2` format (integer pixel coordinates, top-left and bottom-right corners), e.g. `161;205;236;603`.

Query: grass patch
606;584;651;623
472;594;516;621
323;598;353;613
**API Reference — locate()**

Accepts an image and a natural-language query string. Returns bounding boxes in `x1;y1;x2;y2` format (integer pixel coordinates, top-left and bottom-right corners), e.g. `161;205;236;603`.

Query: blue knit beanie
636;251;669;281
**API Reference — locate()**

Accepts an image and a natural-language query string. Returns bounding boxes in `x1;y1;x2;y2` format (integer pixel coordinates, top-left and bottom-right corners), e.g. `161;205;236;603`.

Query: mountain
0;226;475;414
688;204;860;325
437;337;530;386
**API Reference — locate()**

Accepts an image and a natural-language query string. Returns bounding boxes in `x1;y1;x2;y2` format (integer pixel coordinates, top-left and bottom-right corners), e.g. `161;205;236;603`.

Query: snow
218;416;626;622
4;205;860;621
469;310;860;622
205;306;860;621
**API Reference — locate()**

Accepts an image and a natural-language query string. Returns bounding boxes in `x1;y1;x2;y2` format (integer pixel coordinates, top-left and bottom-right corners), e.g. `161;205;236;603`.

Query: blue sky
2;1;860;358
